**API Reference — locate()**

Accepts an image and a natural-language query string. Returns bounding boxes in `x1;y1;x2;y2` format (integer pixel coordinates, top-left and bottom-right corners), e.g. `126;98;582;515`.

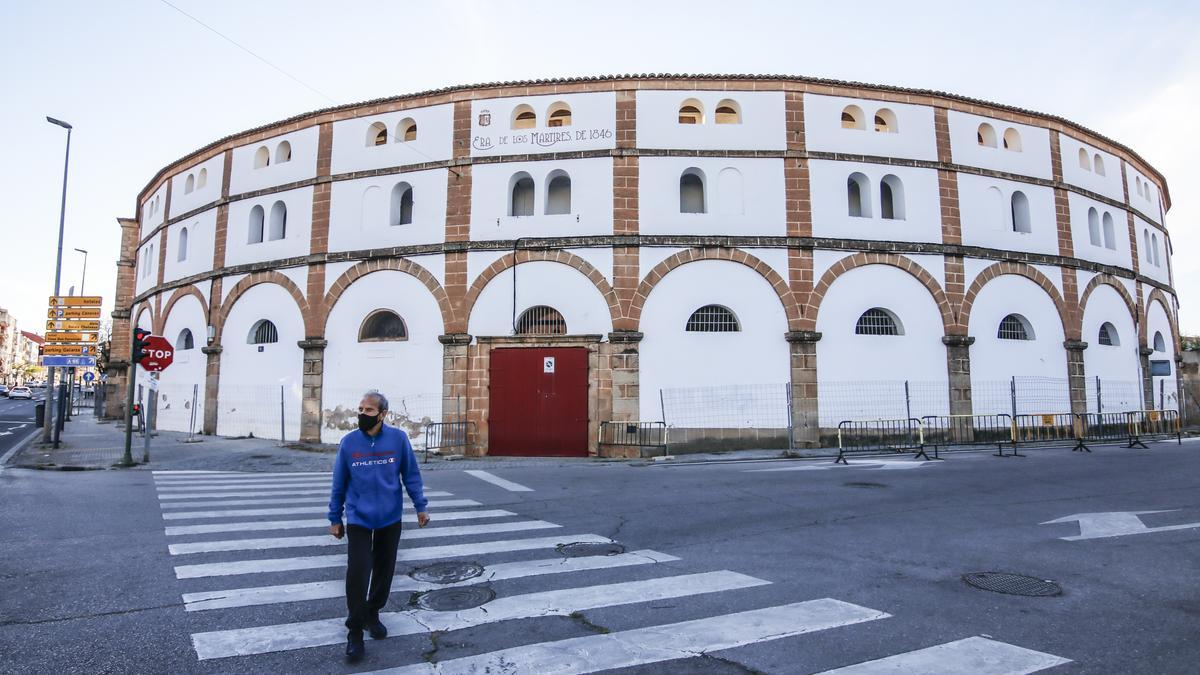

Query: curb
0;428;43;476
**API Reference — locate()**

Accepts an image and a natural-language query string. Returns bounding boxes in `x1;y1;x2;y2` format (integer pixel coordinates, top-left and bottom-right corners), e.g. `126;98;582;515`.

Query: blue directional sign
43;356;98;367
83;371;96;383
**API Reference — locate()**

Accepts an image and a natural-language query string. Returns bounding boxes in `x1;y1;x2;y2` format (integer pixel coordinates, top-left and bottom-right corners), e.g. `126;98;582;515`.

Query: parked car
0;385;8;397
8;387;32;400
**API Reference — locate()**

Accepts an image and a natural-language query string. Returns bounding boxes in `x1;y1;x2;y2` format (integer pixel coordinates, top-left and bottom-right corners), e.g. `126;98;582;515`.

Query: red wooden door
489;347;588;456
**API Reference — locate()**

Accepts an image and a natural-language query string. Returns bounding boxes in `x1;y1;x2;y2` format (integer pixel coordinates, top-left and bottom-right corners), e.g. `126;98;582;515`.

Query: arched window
1101;212;1116;250
1151;233;1160;266
1098;322;1119;347
512;104;536;129
1002;128;1022;152
855;308;903;336
184;174;195;194
1143;229;1152;262
678;99;704;125
545;171;571;215
847;172;871;217
1078;147;1091;171
390;183;413;226
398;118;417;142
873;108;897;133
679;169;706;214
1093;154;1105;176
197;168;208;189
841;105;865;130
685;305;740;332
880;174;905;220
715;100;740;124
275;141;292;164
177;328;195;351
253;146;270;169
268;201;287;240
177;227;189;262
248;205;265;244
1136;178;1144;198
977;123;997;147
249;320;279;345
516;306;567;335
717;167;744;216
367;122;387;146
1144;183;1154;201
986;186;1005;230
1010;191;1031;233
547;103;572;127
358;310;408;342
1153;331;1166;352
998;314;1034;340
509;173;535;217
1087;208;1101;246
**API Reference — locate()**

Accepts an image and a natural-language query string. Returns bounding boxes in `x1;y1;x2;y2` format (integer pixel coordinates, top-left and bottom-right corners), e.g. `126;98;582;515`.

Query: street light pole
74;248;88;295
43;116;72;447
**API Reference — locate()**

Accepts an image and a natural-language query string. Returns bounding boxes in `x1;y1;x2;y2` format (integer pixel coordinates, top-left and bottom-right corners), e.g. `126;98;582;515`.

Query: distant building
0;308;18;385
18;331;45;384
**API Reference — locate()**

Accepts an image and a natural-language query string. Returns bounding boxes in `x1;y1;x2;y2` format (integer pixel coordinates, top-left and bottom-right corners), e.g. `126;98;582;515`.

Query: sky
2;0;1197;337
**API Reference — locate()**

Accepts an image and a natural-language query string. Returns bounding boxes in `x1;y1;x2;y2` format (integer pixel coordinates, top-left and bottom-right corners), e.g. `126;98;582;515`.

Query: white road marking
366;598;889;675
190;570;769;659
814;636;1071;674
154;475;335;485
174;534;614;578
183;549;679;611
162;505;499;521
158;488;333;500
464;470;534;492
168;520;560;555
1041;510;1200;541
746;458;936;473
165;510;515;535
157;494;460;508
157;482;333;492
153;470;329;477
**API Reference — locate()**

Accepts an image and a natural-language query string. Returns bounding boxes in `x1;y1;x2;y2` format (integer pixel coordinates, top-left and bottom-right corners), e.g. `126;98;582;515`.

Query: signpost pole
143;372;158;463
121;337;139;466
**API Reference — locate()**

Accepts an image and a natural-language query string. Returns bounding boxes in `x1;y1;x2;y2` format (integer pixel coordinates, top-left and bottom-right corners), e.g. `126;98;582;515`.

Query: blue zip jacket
327;424;428;529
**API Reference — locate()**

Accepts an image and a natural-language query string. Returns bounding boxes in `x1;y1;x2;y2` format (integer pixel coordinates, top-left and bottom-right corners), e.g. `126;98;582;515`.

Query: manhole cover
410;561;485;584
557;542;626;558
843;482;888;489
962;572;1062;597
415;586;495;611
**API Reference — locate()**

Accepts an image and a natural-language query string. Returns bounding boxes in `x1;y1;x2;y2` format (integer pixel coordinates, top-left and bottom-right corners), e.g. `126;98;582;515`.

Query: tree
1182;335;1200;352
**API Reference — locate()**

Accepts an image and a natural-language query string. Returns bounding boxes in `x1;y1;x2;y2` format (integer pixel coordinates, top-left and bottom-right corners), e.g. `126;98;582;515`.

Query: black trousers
345;520;403;634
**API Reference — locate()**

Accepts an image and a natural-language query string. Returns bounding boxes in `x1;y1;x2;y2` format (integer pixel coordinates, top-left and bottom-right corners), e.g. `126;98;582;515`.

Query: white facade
331;104;454;174
957;173;1058;255
637;91;785;151
470;158;614;241
639;157;786;236
809;160;941;243
947;111;1053;179
805;94;937;161
328;170;449;252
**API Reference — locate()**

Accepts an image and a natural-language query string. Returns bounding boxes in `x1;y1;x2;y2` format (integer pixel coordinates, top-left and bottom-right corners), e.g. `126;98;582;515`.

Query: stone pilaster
942;335;975;417
298;339;327;443
786;330;822;448
201;345;222;435
439;333;471;423
1139;346;1155;410
1064;339;1089;417
607;331;643;425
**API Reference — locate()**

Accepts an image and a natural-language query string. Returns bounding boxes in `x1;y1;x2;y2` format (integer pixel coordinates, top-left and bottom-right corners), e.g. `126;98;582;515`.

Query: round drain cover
409;561;484;584
962;572;1062;597
557;542;626;558
415;586;495;611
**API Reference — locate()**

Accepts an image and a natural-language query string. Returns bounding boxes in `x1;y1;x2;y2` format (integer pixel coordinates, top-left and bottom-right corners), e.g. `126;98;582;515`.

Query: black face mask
358;413;381;433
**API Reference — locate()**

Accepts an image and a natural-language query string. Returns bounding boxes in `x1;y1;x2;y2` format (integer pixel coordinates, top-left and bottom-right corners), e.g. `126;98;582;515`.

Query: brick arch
1143;288;1180;351
215;270;311;342
1078;274;1137;328
158;285;210;336
133;302;157;333
960;261;1070;339
806;253;953;334
462;250;621;332
630;248;801;332
322;258;454;335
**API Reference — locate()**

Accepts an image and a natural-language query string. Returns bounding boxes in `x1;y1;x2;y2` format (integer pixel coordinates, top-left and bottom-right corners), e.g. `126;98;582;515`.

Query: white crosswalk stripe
162;506;508;521
157;493;457;508
814;636;1072;674
164;510;515;535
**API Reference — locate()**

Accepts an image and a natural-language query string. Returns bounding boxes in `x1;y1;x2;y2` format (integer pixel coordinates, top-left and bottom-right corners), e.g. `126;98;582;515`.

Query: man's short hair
363;390;389;412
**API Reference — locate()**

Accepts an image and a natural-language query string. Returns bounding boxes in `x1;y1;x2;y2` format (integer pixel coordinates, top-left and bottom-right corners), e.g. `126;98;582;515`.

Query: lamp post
74;248;88;295
43;116;72;447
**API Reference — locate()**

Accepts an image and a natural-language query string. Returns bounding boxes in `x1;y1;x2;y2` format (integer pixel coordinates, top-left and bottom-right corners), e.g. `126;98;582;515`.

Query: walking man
328;390;430;663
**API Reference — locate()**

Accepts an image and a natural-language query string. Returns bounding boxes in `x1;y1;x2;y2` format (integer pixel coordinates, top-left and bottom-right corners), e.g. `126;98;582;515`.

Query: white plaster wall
217;283;304;439
163;210;217;284
809;160;942;243
468;261;614;337
1135;217;1170;285
1081;284;1140;412
639;157;785;236
639;247;687;279
224;187;314;268
410;253;445;288
156;294;207;433
323;261;355;295
947;111;1052;179
134;240;160;297
170;154;225;218
565;247;613;285
330;104;454;174
1067;193;1132;269
467;251;508;288
804;94;937;161
639;260;789;421
1147;299;1178;411
1058;135;1123;201
321;271;445;443
1032;264;1064;297
958;174;1058;255
637;91;785;151
470;158;613;240
228;126;320;194
1125;166;1163;224
470;92;616;157
328;169;449;252
140;183;168;240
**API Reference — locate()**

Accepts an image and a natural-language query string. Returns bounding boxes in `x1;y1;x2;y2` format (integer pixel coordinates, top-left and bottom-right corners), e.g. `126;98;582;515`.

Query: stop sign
139;335;174;372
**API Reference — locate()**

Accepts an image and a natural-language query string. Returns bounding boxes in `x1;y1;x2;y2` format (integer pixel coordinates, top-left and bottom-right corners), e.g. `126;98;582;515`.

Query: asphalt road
0;393;44;468
0;439;1197;674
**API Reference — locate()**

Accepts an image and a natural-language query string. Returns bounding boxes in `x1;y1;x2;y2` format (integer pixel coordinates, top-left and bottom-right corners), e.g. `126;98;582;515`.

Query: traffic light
132;328;151;366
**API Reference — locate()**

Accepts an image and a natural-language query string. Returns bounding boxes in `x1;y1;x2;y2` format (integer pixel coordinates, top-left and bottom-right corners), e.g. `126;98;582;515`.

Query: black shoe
367;619;388;640
345;636;365;662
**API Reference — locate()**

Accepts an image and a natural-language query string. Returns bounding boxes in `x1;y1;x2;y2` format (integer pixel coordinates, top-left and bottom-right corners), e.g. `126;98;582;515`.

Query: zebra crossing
153;469;1073;673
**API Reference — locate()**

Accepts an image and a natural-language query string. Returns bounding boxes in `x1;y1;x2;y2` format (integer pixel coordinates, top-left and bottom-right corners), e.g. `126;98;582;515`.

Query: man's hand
417;512;430;528
329;523;344;539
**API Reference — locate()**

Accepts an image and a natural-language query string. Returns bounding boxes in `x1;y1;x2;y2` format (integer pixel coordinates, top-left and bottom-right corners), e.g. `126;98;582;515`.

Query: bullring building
106;75;1181;456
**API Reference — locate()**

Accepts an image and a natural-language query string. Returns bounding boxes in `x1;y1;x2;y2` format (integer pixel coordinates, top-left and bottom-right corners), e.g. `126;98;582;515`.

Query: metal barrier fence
835;419;928;464
599;421;668;457
1073;412;1133;451
1127;409;1182;448
1012;413;1077;453
921;414;1017;456
423;421;475;462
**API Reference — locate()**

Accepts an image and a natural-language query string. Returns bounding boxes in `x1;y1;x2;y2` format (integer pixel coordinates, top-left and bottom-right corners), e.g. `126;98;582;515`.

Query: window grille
685;305;740;332
998;314;1031;341
359;311;407;341
516;306;567;335
855;308;901;336
250;320;279;345
1098;322;1117;346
